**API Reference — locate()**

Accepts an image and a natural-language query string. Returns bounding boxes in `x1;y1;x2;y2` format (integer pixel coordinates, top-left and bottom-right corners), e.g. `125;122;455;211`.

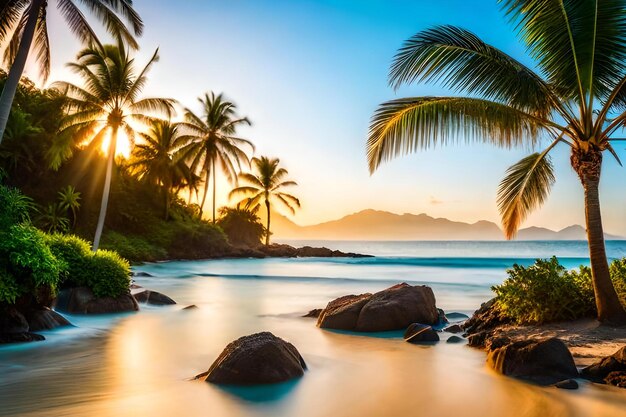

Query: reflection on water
1;253;626;417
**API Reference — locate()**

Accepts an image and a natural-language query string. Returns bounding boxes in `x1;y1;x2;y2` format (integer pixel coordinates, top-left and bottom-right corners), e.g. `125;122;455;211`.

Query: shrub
0;184;33;229
168;222;228;259
0;224;62;304
217;206;265;247
100;231;166;262
45;233;92;286
84;250;131;298
609;258;626;306
493;257;595;324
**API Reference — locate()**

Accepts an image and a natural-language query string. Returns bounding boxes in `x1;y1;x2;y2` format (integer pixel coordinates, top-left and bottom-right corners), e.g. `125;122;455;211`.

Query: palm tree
230;156;300;246
57;185;81;229
56;40;174;251
367;3;626;324
129;120;191;220
0;0;143;144
178;92;253;223
36;202;69;233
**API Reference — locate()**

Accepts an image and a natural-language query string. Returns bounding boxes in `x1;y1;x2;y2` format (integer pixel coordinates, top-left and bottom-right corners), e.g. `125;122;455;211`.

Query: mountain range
264;209;623;241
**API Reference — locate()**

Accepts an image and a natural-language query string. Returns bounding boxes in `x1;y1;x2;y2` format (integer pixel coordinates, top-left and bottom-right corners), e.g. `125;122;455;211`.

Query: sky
19;0;626;235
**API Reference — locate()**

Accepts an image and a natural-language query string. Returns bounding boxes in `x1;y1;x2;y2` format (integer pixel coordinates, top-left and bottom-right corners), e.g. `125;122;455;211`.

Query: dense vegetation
493;257;626;325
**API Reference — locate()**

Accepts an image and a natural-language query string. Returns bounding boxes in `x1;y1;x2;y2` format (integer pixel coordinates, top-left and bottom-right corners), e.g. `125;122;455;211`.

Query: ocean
1;240;625;417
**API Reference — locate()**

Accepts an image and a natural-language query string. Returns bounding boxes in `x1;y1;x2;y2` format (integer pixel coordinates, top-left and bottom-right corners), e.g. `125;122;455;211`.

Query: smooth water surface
1;240;626;417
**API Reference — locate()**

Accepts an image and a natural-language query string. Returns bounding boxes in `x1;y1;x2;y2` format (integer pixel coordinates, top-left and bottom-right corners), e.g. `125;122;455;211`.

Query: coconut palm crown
0;0;143;144
178;92;253;222
367;1;626;324
230;156;300;246
55;40;174;251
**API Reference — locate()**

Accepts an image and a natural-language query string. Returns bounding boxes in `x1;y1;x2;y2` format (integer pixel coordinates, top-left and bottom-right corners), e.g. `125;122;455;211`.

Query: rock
130;284;143;289
436;308;448;326
256;243;371;259
581;346;626;383
554;379;579;390
444;324;463;333
445;312;470;321
317;293;372;330
405;324;439;343
133;289;176;305
447;335;465;344
467;331;491;348
182;305;198;310
317;283;439;332
605;371;626;388
197;332;307;385
0;332;45;344
132;272;153;277
485;336;512;351
55;287;139;314
0;308;29;334
25;308;71;331
302;308;322;318
487;338;578;385
463;298;510;335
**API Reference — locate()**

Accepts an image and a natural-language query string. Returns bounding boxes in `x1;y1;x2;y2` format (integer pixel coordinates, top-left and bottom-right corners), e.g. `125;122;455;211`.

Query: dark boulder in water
132;271;153;277
444;324;463;333
554;379;579;390
0;332;45;344
302;308;322;318
133;289;176;305
446;335;465;344
55;287;139;314
182;305;198;310
197;332;307;385
25;307;72;331
317;283;439;332
404;323;439;343
0;307;46;344
487;338;578;385
605;371;626;388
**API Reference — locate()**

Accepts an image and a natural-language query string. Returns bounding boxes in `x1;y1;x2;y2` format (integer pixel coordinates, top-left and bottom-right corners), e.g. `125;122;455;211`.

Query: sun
101;129;132;158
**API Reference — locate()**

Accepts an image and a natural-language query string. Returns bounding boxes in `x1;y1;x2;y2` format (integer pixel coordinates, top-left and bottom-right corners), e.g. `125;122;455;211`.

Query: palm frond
367;96;551;173
497;150;556;239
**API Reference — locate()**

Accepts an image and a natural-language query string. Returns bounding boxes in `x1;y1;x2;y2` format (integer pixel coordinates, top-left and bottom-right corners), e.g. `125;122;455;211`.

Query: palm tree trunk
199;165;210;219
0;0;44;144
574;149;626;324
92;127;118;252
212;158;216;224
265;199;271;246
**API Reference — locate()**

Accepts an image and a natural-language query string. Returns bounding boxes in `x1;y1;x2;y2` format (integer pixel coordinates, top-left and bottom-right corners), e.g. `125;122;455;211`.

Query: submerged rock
197;332;307;385
55;287;139;314
317;283;439;332
0;332;45;344
404;324;439;343
133;289;176;305
487;338;578;385
605;371;626;388
554;379;579;390
444;324;463;333
0;308;29;334
302;308;322;318
182;305;198;310
446;335;465;344
581;346;626;384
25;308;71;331
132;271;153;277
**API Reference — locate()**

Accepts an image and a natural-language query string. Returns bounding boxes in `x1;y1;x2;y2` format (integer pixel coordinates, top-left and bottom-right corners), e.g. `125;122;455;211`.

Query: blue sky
35;0;626;234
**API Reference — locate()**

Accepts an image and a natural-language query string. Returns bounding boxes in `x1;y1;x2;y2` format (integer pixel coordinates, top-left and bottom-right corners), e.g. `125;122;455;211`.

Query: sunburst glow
101;129;132;158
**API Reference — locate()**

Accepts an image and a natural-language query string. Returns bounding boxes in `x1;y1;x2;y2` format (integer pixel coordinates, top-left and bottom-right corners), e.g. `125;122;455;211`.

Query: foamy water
1;240;625;417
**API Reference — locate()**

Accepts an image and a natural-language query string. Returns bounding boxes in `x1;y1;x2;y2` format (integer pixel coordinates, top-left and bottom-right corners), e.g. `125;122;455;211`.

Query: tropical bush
217;206;265;247
85;250;131;298
493;257;626;325
45;233;92;286
101;231;166;263
0;224;62;305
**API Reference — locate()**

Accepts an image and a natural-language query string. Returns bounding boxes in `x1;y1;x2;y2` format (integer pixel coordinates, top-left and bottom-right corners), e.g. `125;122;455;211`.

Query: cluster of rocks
227;243;371;259
1;275;178;344
463;297;626;389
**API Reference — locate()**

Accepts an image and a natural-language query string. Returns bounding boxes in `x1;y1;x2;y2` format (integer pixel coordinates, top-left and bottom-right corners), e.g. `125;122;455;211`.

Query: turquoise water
1;240;625;417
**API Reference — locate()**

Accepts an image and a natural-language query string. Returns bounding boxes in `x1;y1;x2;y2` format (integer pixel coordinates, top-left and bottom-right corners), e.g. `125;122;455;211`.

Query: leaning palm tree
178;92;253;222
129;120;191;220
367;2;626;324
0;0;143;144
230;156;300;246
56;40;174;251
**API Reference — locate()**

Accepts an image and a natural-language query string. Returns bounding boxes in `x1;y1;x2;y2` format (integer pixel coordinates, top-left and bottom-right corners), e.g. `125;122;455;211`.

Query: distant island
267;209;624;241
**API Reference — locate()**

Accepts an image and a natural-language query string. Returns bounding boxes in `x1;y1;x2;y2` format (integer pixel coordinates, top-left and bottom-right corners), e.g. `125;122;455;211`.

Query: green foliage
217;206;265;247
493;257;626;325
0;224;62;304
36;202;70;233
45;233;92;286
101;231;166;263
0;184;33;229
85;250;131;298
